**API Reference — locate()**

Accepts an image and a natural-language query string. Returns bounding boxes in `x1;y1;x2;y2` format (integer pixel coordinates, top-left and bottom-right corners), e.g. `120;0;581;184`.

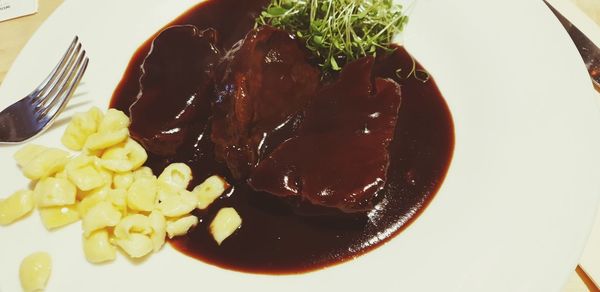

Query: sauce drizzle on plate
110;0;454;274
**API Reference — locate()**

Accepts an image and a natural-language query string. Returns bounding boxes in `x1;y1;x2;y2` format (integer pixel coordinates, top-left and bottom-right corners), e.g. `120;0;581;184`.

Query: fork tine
38;50;86;118
36;44;83;109
39;56;88;123
31;36;79;100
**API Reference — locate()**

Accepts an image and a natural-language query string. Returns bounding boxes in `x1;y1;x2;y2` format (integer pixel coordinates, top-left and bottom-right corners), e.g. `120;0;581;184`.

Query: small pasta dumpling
149;211;166;252
39;205;79;230
15;145;70;180
100;138;148;173
0;190;34;225
82;201;122;237
158;163;192;194
76;184;109;203
66;155;106;191
13;144;47;167
193;175;229;209
209;207;242;245
157;190;198;218
34;177;77;208
54;169;68;179
61;107;103;151
127;176;157;212
115;233;153;258
113;171;134;190
107;189;128;216
83;147;104;159
97;108;129;133
123;138;147;170
114;214;152;239
133;166;154;180
93;160;114;188
166;215;198;239
100;146;133;172
83;229;116;264
77;188;109;217
84;128;129;151
19;252;52;292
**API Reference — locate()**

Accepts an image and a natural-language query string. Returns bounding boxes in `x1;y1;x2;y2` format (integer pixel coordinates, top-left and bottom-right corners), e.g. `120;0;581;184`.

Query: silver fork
0;36;89;144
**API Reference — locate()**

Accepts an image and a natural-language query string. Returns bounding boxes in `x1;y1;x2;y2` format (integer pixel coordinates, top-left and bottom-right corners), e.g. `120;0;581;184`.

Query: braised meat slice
129;25;220;157
211;26;320;179
248;57;402;213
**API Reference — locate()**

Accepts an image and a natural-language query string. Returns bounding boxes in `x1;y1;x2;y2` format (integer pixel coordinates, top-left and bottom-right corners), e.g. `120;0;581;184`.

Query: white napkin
0;0;38;23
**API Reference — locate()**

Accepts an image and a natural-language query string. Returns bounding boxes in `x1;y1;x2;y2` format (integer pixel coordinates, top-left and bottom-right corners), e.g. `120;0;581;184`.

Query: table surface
0;0;598;291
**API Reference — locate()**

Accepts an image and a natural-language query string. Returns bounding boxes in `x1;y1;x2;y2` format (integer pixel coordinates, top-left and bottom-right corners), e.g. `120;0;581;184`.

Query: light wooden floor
0;0;63;83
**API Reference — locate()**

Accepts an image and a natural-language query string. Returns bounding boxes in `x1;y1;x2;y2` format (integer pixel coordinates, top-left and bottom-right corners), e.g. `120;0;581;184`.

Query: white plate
1;0;600;291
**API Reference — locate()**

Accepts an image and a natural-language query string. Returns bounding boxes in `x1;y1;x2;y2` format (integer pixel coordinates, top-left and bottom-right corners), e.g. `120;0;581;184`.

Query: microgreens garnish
256;0;408;72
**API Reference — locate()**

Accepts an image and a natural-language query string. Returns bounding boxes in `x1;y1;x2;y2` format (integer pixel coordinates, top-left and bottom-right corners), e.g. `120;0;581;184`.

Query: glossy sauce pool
110;0;454;274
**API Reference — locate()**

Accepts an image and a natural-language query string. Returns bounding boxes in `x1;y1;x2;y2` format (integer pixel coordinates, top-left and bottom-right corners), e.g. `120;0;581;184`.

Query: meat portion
248;57;402;213
211;26;320;179
129;25;220;156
